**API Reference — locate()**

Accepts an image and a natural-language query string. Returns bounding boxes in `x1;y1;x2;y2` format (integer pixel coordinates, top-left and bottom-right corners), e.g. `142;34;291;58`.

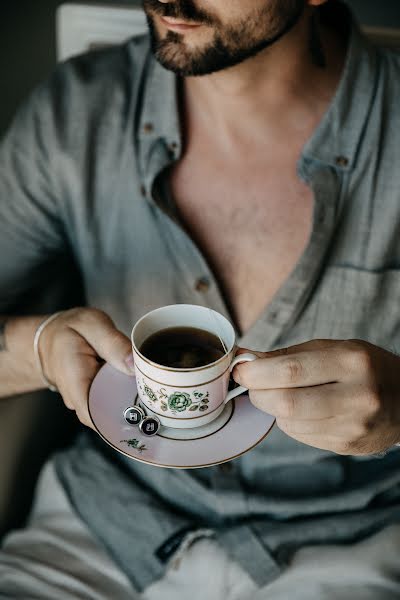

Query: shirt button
269;310;278;322
317;206;326;224
140;184;147;197
335;155;349;168
195;277;211;293
168;142;178;160
143;122;154;134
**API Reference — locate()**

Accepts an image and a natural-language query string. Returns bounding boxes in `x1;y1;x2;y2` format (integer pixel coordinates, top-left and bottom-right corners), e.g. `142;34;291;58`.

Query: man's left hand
232;339;400;455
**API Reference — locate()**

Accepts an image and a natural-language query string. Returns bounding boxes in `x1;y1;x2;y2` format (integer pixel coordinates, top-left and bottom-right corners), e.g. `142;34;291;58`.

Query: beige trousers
1;460;400;600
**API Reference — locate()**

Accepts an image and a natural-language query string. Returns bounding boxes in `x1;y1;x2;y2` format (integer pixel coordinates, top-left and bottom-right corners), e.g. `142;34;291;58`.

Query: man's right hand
39;307;134;430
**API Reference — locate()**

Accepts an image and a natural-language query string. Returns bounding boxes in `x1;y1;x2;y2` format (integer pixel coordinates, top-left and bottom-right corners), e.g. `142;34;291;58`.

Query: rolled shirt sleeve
0;83;67;312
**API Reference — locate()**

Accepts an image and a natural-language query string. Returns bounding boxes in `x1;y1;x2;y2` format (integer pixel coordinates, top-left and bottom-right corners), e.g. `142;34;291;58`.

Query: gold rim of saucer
88;365;276;470
91;414;275;469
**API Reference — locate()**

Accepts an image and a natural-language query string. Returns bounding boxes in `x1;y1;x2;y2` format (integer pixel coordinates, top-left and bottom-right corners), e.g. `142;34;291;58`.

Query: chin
153;36;204;76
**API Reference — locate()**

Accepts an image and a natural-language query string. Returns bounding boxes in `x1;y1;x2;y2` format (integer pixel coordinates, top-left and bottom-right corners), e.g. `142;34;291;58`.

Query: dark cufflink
139;415;161;437
124;405;146;426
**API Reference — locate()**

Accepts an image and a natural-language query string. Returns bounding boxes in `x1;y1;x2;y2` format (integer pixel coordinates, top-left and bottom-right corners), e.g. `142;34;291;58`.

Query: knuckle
351;420;370;441
105;328;124;349
88;307;110;322
282;357;303;384
64;306;86;322
72;307;110;327
363;387;381;418
336;440;355;455
343;341;373;374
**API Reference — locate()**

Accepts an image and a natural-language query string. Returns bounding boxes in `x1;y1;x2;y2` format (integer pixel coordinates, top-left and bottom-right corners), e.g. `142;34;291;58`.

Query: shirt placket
141;149;344;588
213;163;344;588
141;140;239;331
135;52;348;588
234;161;342;352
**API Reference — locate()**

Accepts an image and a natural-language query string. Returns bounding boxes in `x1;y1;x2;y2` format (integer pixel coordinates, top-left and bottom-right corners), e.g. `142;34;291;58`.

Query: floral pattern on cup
168;391;192;412
140;380;210;414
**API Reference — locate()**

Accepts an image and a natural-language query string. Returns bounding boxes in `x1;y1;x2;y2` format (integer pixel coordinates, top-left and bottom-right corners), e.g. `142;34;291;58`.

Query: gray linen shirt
1;18;400;594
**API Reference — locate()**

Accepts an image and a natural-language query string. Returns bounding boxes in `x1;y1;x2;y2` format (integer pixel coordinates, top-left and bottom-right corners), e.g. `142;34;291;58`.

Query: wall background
1;0;400;136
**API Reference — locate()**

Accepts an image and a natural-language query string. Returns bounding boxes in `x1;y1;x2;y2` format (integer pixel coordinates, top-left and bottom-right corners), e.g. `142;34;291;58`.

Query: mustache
142;0;215;25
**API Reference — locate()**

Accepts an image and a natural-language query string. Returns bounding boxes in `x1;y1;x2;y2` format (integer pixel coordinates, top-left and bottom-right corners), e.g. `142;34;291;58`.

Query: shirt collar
301;23;379;172
138;20;379;178
138;40;181;153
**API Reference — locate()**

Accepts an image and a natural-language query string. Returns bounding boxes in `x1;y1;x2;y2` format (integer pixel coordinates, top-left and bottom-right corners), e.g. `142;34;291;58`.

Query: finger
275;416;342;437
234;342;348;390
235;339;338;359
275;423;370;456
249;383;345;420
274;428;343;453
57;352;100;430
68;309;134;376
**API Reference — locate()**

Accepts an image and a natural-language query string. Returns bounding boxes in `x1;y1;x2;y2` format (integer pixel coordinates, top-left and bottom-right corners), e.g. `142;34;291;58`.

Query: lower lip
160;17;202;31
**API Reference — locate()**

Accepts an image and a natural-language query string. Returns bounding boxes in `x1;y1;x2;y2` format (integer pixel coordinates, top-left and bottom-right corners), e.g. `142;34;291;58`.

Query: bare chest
169;157;314;335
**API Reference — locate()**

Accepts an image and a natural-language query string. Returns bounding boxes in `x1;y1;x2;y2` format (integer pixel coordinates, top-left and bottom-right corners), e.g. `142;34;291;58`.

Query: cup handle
224;352;258;404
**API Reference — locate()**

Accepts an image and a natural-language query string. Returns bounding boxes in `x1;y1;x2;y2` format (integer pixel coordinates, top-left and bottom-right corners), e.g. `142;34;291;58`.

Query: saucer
88;363;275;469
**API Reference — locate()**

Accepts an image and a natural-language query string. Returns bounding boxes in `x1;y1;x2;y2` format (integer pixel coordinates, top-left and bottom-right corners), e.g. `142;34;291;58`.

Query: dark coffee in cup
139;326;225;369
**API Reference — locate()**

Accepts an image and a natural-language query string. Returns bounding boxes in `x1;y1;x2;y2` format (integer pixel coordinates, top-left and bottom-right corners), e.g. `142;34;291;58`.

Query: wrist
33;312;64;392
2;316;50;391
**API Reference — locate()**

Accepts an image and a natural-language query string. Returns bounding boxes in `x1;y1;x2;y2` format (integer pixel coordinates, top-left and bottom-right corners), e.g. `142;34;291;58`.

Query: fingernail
125;353;135;373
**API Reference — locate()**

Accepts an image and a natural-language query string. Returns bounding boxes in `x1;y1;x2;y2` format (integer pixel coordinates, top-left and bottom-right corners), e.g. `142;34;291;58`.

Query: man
1;0;400;597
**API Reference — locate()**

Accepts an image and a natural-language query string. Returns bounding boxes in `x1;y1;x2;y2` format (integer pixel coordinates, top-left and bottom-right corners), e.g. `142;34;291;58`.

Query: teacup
131;304;257;429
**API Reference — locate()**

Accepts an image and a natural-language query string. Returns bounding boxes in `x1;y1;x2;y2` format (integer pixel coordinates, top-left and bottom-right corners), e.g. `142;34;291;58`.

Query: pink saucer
88;363;275;469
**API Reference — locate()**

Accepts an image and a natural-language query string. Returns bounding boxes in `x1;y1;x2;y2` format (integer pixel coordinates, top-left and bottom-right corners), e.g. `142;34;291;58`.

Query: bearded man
1;1;400;598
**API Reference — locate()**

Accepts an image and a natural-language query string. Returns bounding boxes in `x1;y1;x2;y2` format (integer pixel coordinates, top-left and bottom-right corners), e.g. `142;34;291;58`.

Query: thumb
70;310;135;376
235;346;290;359
105;329;135;376
90;327;134;376
235;339;338;360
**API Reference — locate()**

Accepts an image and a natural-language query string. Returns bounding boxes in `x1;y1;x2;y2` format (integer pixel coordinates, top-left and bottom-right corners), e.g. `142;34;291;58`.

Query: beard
142;0;305;77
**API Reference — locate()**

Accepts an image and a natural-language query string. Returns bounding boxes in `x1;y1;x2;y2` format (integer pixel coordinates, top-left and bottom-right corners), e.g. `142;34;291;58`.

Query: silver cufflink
123;405;161;436
139;416;161;437
124;405;146;426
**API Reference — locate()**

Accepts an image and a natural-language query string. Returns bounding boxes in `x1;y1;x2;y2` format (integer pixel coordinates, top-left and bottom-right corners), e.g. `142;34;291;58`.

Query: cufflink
139;416;161;437
124;405;146;426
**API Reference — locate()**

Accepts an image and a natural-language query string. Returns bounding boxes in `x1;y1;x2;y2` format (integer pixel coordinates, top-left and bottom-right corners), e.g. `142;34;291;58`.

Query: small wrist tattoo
0;319;8;352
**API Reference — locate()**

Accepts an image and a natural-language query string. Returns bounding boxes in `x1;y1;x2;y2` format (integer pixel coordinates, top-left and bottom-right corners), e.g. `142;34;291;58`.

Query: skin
143;0;307;76
0;319;7;352
233;341;400;455
38;309;134;429
2;1;400;453
144;0;400;455
144;0;344;137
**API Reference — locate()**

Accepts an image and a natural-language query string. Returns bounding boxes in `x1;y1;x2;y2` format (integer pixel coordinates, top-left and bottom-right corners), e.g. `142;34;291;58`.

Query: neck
181;8;348;150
